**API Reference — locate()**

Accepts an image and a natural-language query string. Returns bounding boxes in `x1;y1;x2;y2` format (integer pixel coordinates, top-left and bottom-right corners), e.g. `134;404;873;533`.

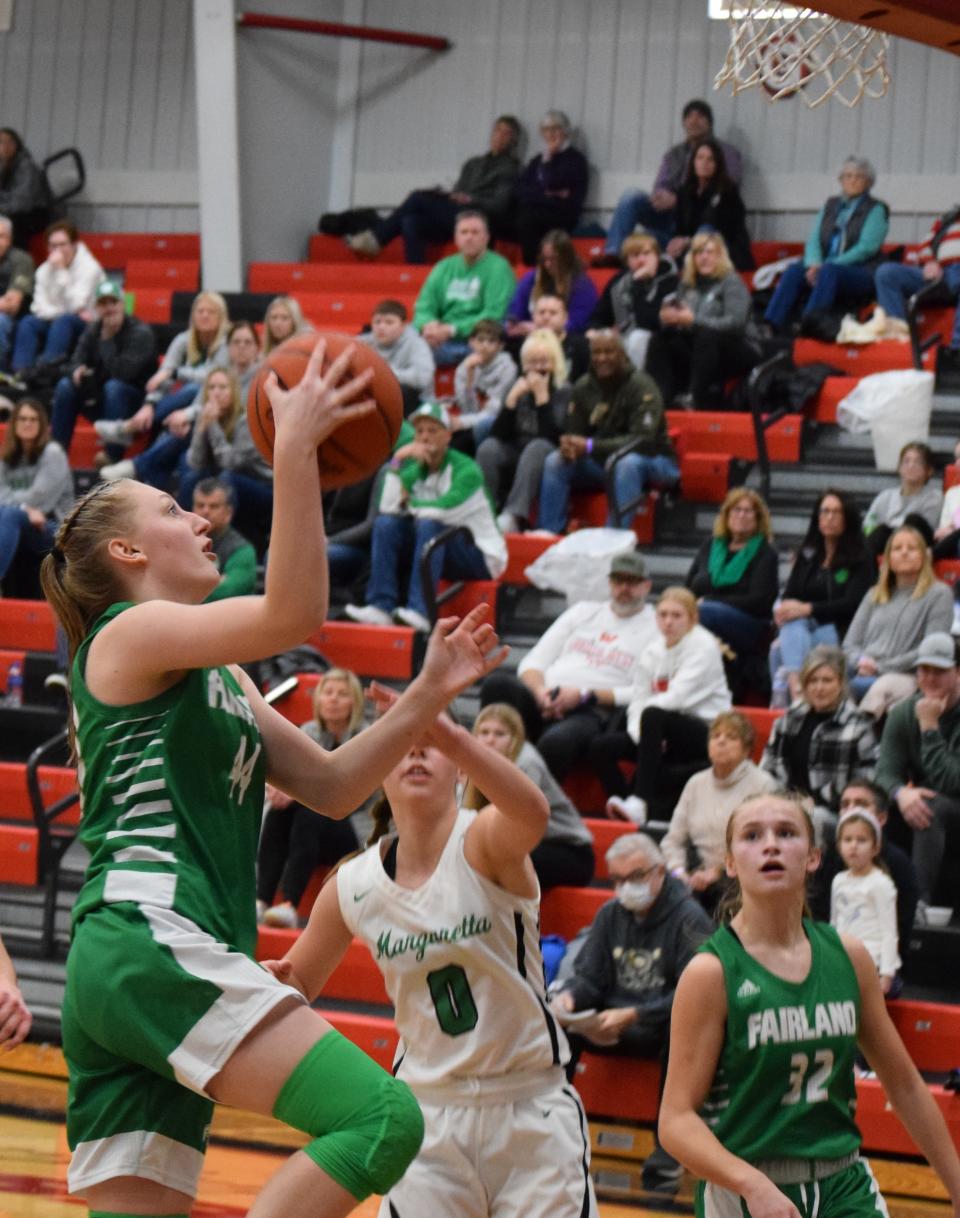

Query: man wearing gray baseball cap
876;631;960;908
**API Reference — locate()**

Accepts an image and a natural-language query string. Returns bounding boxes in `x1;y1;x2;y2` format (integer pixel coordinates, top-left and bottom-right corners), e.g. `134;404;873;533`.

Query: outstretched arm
659;954;803;1218
271;879;353;1002
848;935;960;1210
244;606;508;819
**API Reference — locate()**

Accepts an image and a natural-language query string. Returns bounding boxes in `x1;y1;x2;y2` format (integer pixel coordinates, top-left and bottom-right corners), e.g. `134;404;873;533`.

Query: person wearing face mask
479;549;659;780
551;833;712;1194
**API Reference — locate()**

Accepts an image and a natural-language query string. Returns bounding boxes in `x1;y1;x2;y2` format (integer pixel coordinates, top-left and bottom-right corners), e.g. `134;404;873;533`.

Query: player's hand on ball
264;337;377;449
421;606;508;698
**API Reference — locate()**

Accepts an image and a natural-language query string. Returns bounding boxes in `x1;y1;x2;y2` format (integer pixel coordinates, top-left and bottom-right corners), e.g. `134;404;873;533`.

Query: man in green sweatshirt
345;402;506;633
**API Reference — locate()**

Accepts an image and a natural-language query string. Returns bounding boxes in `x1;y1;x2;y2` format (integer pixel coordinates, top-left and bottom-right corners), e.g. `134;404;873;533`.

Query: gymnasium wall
1;0;958;258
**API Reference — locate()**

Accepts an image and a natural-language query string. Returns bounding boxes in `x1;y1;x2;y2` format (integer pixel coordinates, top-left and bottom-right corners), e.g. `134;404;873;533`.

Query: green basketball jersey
699;919;861;1163
70;602;265;955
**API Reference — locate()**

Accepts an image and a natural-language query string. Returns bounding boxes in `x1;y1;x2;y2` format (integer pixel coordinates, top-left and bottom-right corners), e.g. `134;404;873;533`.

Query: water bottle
770;666;789;710
4;660;23;707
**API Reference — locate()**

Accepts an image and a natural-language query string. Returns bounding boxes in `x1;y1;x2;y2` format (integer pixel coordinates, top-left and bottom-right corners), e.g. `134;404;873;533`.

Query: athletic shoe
99;458;137;481
346;230;381;257
344;604;393;626
394;607;431;633
496;511;520;533
94;418;133;445
263;901;298;928
641;1163;683;1195
606;794;647;824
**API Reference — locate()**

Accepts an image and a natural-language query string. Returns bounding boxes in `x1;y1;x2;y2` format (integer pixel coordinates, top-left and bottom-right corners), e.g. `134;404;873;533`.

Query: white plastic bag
524;528;638;605
835;369;934;471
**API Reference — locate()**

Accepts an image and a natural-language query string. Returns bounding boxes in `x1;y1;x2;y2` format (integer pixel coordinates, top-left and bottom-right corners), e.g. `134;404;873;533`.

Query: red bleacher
81;232;200;272
124;259;200;293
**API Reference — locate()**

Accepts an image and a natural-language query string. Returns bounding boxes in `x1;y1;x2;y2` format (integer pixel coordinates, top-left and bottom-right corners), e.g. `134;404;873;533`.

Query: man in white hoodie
12;220;102;370
480;550;658;780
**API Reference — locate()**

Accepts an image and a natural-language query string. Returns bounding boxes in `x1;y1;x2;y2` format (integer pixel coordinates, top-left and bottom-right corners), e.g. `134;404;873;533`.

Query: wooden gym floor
0;1045;951;1218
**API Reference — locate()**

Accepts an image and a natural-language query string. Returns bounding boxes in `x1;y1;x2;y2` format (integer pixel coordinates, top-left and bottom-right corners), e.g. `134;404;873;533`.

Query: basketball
247;331;404;489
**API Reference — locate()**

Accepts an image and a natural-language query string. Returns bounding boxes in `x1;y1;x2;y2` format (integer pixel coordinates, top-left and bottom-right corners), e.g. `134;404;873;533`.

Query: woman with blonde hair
477;327;573;532
842;524;953;714
466;702;594;890
646;231;760;409
686;488;779;699
257;668;377;928
97;290;231;477
590;586;732;824
262;295;309;356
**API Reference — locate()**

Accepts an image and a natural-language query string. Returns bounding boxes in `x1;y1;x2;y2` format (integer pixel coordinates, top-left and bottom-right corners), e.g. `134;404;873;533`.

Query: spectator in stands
0;128;50;248
346;115;522;263
551;832;712;1195
359;299;434;416
772;489;874;703
531;291;590;380
11;220;102;371
344;401;506;633
597;100;744;264
221;318;262;399
514;111;589;266
192;477;256;601
661;711;776;914
464;702;595;890
763;156;889;336
480;550;659;779
586;233;678;370
686;488;779;699
761;645;879;843
536;330;676;533
0;213;33;369
843;525;953;715
257;668;376;927
0;397;73;590
478;328;570;530
130;290;230;430
326;419;415;597
260;295;308;356
646;232;759;410
506;230;598;336
875;632;960;906
412;211;515;367
811;778;918;957
181;367;273;525
934;439;960;553
452;319;517;448
873;203;960;343
590;586;732;825
863;441;942;560
668;137;754;272
50;279;156;463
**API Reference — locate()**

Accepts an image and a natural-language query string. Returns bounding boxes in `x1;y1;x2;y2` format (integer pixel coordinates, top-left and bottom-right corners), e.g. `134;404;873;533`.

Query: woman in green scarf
685;489;779;698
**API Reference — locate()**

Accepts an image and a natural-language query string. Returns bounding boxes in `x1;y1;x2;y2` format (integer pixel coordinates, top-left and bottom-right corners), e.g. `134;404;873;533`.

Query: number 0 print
427;964;479;1036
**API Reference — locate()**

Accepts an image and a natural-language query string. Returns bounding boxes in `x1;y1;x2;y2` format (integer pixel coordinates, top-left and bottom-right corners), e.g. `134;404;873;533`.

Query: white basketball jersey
338;809;569;1091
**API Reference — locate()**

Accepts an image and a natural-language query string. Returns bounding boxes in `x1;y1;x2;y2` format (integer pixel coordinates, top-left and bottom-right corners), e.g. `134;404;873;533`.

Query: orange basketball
247;331;404;489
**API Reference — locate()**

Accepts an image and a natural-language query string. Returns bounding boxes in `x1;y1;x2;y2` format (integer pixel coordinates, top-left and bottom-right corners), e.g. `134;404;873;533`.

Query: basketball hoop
714;2;890;108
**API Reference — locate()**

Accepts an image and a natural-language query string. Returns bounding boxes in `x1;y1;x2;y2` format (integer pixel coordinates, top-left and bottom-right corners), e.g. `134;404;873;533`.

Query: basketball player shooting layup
41;337;507;1218
271;705;599;1218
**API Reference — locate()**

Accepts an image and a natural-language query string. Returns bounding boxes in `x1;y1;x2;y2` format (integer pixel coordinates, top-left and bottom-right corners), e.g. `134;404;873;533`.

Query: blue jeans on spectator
12;313;86;371
223;471;274;537
0;505;56;580
328;542;368;590
0;313;16;369
373;190;460;264
366;513;490;618
849;673;877;702
764;261;876;332
603;190;677;255
430;338;471;368
875;262;960;344
536;449;679;533
772;617;840;679
134;431;191;489
52;376;142;461
699;599;768;656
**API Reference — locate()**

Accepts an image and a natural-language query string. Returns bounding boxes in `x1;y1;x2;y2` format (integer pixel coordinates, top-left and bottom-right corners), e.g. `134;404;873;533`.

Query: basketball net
714;3;890;108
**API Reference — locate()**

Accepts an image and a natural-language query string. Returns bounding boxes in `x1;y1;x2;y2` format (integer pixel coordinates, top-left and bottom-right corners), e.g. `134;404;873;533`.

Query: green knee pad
272;1030;424;1201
